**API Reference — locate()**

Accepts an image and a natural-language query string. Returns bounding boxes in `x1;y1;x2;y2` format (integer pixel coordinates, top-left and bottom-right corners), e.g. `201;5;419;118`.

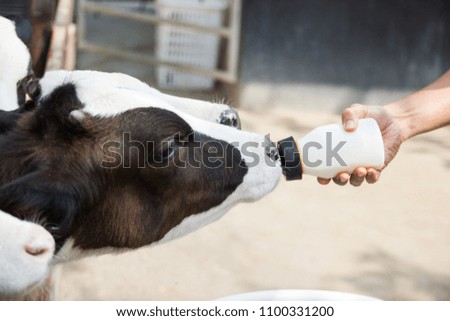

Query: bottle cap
277;136;303;181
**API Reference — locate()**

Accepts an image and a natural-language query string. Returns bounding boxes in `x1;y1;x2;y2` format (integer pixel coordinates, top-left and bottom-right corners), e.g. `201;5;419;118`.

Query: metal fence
77;0;242;86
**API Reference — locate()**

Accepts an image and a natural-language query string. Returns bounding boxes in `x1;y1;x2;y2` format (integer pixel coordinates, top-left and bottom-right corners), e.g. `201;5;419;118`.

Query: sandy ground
53;107;450;301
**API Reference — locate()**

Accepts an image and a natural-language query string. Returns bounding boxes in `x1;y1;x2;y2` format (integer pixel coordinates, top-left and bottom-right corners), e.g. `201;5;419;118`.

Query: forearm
384;69;450;141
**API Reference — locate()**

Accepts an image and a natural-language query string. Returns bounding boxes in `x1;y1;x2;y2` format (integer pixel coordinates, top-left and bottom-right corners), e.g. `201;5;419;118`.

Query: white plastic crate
156;0;228;90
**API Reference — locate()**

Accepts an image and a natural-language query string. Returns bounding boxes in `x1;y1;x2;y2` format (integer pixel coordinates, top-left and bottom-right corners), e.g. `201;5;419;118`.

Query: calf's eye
161;139;178;160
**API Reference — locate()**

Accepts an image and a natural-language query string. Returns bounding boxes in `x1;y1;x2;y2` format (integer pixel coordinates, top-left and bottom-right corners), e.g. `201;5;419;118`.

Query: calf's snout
0;212;55;296
24;227;55;259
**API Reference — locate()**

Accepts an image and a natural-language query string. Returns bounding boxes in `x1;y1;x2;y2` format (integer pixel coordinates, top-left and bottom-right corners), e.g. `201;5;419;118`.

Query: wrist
383;100;417;142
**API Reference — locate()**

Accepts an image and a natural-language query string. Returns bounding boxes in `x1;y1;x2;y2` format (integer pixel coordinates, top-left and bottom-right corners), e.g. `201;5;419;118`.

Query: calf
0;79;281;296
0;16;281;298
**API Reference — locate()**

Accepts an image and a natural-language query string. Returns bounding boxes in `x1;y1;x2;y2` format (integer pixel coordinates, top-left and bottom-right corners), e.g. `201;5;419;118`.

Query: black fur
0;110;20;134
28;83;87;139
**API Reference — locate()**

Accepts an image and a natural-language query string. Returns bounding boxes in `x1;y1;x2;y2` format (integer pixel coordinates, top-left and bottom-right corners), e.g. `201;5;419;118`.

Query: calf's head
0;83;281;261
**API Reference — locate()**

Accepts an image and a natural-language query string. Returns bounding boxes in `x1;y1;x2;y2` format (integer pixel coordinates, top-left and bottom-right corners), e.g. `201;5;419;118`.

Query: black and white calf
0;13;282;298
0;15;53;297
0;71;281;296
2;76;281;251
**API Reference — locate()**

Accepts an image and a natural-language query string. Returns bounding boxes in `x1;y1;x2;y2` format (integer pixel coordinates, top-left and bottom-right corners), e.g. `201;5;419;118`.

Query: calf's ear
17;74;41;109
33;83;90;137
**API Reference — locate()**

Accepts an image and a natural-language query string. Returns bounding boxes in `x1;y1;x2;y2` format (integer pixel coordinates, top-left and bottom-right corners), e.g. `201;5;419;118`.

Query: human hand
317;104;403;186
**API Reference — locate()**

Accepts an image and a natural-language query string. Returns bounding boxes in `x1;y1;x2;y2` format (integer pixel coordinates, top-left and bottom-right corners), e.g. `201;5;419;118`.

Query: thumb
341;104;369;132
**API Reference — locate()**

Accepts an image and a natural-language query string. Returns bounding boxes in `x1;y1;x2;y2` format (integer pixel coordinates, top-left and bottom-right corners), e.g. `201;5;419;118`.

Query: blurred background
2;0;449;300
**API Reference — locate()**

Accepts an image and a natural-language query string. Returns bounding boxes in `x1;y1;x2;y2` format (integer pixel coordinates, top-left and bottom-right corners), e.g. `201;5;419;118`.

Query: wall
239;0;450;110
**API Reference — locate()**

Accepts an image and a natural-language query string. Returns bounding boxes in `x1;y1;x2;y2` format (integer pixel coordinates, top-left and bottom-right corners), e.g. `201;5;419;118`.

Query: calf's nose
24;227;55;259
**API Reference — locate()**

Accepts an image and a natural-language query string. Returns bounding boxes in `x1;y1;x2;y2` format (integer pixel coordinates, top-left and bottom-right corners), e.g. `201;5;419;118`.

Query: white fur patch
39;70;231;122
0;17;31;111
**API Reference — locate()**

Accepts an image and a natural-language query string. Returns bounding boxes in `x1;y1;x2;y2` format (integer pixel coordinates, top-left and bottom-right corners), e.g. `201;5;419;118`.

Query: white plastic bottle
278;118;385;180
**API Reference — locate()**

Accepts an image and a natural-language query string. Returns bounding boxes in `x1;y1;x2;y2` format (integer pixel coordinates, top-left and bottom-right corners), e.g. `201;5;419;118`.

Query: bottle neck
277;136;303;181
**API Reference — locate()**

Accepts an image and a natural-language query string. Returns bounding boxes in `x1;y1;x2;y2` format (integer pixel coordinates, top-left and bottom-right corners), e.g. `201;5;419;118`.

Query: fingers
341;104;369;132
317;177;331;185
366;168;381;184
317;173;350;186
317;168;381;186
332;172;350;186
349;167;367;186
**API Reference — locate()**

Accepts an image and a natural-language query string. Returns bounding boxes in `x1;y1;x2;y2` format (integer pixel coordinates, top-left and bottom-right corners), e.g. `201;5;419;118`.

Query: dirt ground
54;107;450;301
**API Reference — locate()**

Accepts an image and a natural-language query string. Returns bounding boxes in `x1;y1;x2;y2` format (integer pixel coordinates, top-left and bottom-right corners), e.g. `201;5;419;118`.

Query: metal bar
226;0;242;82
81;2;232;38
79;41;237;83
77;0;87;50
54;0;74;26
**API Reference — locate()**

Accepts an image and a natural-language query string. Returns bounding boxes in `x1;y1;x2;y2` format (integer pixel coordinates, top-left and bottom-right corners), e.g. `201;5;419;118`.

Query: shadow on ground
345;249;450;300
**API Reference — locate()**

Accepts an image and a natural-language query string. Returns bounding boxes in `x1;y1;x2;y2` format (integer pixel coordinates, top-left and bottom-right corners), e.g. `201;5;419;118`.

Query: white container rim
217;289;380;301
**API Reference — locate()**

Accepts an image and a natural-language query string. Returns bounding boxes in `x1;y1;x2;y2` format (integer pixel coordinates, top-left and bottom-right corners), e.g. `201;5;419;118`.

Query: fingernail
345;120;356;130
339;176;347;183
